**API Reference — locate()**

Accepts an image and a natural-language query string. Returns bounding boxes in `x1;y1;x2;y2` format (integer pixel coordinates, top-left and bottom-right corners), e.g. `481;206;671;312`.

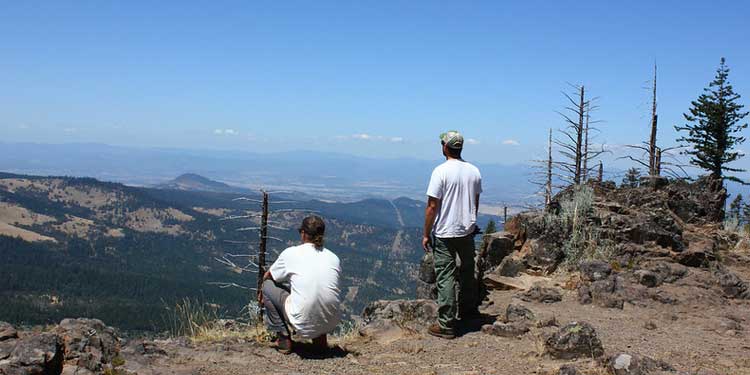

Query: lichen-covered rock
523;239;565;274
557;364;581;375
481;321;530;338
644;261;688;284
54;318;120;372
634;269;660;288
579;260;612;282
519;285;562;303
505;304;535;322
361;299;438;327
418;252;436;284
606;352;674;375
713;266;750;299
544;321;604;360
0;322;18;342
495;256;525;277
0;333;64;375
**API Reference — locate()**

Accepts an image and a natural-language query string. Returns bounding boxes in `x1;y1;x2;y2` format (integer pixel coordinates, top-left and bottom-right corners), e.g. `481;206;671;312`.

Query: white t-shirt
426;159;482;238
268;243;342;339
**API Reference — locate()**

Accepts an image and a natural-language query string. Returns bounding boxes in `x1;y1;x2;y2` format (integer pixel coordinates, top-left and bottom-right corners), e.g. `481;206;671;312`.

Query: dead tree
211;191;312;320
555;84;604;185
622;64;690;179
648;63;659;176
529;128;556;207
546;128;553;205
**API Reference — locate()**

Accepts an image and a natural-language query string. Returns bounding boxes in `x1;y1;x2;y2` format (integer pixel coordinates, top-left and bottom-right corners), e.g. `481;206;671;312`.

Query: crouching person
259;215;342;354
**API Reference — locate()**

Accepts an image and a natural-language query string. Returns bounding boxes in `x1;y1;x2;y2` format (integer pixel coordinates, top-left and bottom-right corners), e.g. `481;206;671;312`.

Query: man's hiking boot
459;308;483;321
274;336;293;354
427;323;455;339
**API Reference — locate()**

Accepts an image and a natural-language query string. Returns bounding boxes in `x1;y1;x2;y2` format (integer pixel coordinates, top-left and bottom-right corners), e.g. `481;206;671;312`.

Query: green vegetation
544;185;615;268
484;219;497;235
621;168;641;188
675;57;748;185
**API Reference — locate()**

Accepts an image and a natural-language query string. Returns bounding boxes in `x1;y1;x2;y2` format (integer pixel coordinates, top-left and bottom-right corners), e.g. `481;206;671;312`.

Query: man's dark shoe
427;323;455;339
274;336;293;354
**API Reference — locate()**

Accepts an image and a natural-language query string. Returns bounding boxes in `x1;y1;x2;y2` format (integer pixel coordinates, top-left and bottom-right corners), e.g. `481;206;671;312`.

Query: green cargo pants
433;234;479;329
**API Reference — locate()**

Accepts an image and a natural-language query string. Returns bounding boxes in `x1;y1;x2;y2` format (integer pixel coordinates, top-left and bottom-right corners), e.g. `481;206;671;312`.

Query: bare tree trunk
648;63;659;176
257;190;269;321
598;161;603;182
574;86;585;184
655;148;662;176
546;128;553;206
582;103;590;182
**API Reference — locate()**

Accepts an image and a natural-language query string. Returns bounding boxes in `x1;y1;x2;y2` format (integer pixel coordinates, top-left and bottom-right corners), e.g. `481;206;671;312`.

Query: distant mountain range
0;142;537;206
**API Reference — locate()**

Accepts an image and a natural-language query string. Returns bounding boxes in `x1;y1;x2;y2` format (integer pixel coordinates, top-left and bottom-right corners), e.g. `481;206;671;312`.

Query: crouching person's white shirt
268;243;342;339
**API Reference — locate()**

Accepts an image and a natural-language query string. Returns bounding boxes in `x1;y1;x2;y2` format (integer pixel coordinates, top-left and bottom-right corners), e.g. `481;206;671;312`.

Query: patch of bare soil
0;202;57;226
124;208;192;235
0;222;57;242
192;207;231;217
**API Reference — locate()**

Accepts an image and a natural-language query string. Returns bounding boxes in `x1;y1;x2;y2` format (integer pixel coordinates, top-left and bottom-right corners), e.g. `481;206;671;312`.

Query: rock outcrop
544;321;604;360
0;319;121;375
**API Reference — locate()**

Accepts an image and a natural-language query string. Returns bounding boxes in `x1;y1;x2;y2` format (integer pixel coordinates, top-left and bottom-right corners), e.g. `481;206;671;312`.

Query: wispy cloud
502;139;520;146
214;128;238;136
466;138;480;145
340;133;405;143
63;127;77;133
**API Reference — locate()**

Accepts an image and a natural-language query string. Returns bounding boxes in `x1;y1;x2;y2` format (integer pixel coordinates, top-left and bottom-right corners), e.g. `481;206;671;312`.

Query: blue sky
1;1;749;165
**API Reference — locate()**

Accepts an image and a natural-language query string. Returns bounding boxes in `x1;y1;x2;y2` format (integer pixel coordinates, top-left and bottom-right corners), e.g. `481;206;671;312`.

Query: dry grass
191;321;271;344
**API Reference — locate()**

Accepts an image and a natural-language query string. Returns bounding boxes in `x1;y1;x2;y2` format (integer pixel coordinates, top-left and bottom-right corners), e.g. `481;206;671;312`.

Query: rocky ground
3;177;750;375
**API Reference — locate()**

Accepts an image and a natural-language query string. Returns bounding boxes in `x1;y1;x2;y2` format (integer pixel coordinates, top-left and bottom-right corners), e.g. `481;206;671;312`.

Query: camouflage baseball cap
439;130;464;149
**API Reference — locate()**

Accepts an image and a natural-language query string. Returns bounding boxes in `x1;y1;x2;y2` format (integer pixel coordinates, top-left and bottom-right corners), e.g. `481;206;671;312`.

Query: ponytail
311;234;325;249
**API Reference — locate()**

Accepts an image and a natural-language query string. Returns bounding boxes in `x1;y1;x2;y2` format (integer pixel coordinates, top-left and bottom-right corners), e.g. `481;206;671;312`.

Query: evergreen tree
729;193;744;221
675;58;749;184
742;203;750;227
484;219;497;235
621;168;641;188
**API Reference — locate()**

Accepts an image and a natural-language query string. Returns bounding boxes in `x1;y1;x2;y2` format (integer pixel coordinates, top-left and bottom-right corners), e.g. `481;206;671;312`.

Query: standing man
423;130;482;339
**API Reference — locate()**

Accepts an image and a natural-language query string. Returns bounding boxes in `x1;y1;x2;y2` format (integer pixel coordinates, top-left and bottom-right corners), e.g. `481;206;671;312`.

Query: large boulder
0;333;64;375
522;239;565;274
54;318;120;373
479;231;515;271
544;321;604;360
360;299;438;344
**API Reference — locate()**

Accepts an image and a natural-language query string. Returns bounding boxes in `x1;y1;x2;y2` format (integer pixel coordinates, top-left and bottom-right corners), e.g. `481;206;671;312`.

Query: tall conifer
675;58;748;184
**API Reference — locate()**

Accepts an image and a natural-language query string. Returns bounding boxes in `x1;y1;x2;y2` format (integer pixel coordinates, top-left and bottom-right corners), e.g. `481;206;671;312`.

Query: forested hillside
0;173;426;331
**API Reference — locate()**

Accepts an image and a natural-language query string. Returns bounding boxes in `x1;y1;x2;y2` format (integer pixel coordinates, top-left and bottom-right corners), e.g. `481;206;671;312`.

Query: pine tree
622;168;641;188
729;193;744;221
675;58;749;184
484;219;497;235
